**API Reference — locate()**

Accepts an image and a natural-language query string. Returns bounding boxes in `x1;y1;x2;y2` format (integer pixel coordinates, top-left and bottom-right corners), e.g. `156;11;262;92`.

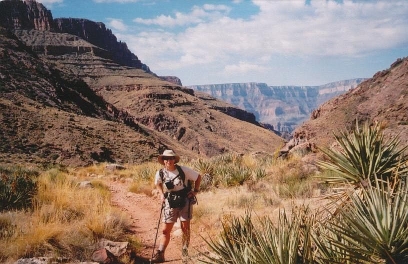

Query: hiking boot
151;250;165;263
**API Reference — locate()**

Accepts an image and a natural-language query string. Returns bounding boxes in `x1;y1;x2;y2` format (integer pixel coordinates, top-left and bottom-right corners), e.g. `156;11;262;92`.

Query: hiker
151;149;202;263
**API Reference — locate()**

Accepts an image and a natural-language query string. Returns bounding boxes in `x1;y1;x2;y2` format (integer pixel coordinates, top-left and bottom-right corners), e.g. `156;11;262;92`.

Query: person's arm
154;171;165;201
156;182;165;201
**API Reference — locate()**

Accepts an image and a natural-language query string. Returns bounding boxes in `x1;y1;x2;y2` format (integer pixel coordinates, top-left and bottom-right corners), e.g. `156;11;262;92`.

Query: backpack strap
160;165;191;190
159;169;164;182
176;165;192;190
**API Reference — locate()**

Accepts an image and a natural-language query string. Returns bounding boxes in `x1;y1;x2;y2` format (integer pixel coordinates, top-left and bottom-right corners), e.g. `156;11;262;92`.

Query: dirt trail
108;181;206;264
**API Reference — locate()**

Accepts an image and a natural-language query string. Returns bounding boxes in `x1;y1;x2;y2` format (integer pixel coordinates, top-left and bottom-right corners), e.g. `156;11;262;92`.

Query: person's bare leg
151;222;174;262
181;220;191;248
181;220;191;263
159;222;175;252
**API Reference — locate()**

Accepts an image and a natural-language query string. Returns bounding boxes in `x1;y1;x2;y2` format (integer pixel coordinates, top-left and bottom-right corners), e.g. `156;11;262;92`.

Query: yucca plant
0;166;39;211
313;121;408;263
202;206;316;264
317;121;407;187
316;121;408;216
216;165;252;187
254;168;267;180
318;178;408;264
251;207;316;264
193;159;215;191
193;159;215;176
312;223;366;264
213;153;243;166
201;213;257;264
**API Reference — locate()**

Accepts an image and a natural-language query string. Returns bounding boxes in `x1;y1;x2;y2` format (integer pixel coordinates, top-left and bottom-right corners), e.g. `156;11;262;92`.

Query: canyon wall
189;79;366;132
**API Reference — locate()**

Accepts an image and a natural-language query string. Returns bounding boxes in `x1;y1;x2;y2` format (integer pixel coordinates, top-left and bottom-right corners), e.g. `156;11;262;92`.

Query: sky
26;0;408;86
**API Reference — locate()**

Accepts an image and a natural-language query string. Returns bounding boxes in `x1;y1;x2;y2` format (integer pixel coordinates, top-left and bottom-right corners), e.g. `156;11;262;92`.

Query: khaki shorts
163;198;194;223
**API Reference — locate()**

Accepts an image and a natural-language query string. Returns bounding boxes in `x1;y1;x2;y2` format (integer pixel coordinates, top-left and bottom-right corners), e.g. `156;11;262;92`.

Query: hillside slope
0;26;161;166
0;1;284;167
291;58;408;152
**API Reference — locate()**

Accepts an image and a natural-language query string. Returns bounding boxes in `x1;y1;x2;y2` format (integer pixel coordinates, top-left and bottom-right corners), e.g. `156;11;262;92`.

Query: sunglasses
162;156;175;161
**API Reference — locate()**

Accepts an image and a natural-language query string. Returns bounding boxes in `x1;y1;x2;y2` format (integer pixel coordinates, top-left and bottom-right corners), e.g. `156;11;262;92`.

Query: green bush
0;166;39;211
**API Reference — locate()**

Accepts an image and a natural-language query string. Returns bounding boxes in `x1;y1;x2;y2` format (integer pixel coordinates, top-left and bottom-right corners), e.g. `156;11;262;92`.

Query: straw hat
158;149;180;165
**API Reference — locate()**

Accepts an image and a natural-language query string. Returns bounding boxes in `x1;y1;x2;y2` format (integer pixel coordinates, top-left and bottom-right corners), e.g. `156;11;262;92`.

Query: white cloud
224;62;268;75
202;4;231;12
107;18;127;32
116;0;408;85
133;4;230;27
133;12;203;28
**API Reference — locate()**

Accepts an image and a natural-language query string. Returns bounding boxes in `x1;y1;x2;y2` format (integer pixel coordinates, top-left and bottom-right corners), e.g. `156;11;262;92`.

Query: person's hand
188;190;198;199
188;190;198;204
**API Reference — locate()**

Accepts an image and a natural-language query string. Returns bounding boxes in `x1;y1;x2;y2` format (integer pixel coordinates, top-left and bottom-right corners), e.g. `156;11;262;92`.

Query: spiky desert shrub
316;121;408;218
202;206;316;264
191;154;255;189
314;177;408;264
203;121;408;264
213;164;251;187
314;120;408;263
193;159;215;191
0;166;39;211
317;121;407;187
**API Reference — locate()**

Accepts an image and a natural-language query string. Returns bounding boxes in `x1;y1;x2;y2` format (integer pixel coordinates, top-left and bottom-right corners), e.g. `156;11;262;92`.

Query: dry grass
267;154;319;199
0;168;132;263
0;152;327;263
127;162;161;196
186;153;324;243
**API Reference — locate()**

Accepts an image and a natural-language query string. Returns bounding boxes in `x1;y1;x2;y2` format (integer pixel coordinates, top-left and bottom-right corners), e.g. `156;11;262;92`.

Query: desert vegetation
201;122;408;264
0;122;407;263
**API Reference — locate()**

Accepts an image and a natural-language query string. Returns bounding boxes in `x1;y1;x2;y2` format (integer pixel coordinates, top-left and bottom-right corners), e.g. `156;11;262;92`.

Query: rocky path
108;181;205;264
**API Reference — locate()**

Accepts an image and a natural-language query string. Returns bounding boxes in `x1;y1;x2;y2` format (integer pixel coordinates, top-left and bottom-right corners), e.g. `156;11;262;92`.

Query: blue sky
30;0;408;86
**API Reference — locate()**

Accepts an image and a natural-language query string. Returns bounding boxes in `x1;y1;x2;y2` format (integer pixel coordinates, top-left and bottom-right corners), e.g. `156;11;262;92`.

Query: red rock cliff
0;0;53;31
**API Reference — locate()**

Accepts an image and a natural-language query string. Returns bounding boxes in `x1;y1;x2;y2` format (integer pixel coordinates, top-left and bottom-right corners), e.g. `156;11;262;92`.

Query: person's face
162;156;176;169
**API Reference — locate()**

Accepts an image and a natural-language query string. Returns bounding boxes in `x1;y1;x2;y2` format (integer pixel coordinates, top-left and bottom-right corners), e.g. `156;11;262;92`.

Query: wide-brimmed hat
158;149;180;165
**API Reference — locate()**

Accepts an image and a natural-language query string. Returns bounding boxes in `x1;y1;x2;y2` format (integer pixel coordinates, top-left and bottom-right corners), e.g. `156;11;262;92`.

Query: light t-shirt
154;165;199;192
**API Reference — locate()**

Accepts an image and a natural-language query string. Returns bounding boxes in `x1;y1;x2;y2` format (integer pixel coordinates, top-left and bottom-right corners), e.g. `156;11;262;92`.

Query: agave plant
252;206;317;264
318;178;408;264
312;222;369;264
317;121;407;187
201;213;257;264
202;206;316;264
0;166;39;211
193;159;215;190
193;159;215;176
312;121;408;263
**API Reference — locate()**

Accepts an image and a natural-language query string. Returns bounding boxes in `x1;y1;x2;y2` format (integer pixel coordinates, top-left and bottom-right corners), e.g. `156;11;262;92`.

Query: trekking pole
151;201;164;263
